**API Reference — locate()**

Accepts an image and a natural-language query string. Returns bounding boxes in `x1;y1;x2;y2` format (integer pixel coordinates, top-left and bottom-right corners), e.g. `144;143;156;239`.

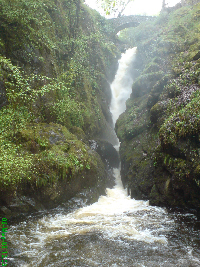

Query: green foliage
0;0;118;197
0;56;53;137
52;98;84;128
0;139;34;188
0;0;58;59
160;90;200;145
0;123;94;189
96;0;134;17
116;3;200;209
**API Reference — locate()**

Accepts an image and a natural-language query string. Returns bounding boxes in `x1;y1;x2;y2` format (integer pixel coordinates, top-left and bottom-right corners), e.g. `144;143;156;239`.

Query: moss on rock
0;122;110;217
0;0;119;217
117;2;200;210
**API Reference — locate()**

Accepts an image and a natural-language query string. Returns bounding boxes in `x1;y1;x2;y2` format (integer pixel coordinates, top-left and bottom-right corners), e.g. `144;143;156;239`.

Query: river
6;48;200;267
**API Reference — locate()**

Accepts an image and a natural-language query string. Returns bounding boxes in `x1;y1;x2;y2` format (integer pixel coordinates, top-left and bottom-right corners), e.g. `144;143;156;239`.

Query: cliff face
181;0;200;6
116;3;200;210
1;0;200;217
0;0;119;217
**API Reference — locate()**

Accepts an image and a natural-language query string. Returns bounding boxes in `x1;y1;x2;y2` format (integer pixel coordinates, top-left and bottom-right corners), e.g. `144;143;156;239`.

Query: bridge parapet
107;15;156;35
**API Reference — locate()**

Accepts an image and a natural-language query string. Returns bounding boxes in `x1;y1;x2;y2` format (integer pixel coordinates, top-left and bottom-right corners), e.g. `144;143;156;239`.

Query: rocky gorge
0;0;200;219
0;0;119;218
116;0;200;210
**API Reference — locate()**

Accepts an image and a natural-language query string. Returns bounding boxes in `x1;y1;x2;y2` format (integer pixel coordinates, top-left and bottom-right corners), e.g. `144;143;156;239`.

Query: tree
162;0;166;9
97;0;134;17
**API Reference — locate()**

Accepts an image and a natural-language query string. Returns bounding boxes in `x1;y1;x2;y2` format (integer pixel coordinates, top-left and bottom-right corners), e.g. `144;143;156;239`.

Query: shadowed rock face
89;140;120;169
181;0;200;6
0;1;121;218
0;124;117;218
0;81;7;108
116;3;200;211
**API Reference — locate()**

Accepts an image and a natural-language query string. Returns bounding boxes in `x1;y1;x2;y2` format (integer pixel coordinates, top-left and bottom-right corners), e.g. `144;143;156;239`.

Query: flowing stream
7;49;200;267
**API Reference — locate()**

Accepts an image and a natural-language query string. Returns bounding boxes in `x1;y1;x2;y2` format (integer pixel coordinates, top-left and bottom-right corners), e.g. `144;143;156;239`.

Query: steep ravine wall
116;2;200;211
0;0;120;218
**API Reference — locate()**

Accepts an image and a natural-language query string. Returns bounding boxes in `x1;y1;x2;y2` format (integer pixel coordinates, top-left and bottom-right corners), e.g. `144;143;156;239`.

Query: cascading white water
110;47;137;126
7;48;200;267
37;48;167;245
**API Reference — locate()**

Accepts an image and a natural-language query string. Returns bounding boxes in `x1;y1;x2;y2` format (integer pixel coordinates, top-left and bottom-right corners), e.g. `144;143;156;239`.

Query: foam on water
7;48;200;267
36;47;169;245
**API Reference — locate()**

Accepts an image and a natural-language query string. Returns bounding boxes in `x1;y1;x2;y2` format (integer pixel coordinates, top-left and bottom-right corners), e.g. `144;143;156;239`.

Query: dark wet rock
0;0;122;219
193;50;200;60
48;130;65;144
0;123;115;218
0;81;7;109
89;139;120;169
116;4;200;211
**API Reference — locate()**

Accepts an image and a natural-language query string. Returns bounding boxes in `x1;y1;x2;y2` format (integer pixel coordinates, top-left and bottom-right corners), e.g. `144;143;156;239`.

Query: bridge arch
107;15;156;35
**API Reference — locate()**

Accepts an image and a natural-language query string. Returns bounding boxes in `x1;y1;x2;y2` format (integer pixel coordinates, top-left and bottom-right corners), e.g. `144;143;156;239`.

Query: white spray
38;47;167;244
8;49;170;266
38;47;168;245
110;47;137;126
7;48;198;267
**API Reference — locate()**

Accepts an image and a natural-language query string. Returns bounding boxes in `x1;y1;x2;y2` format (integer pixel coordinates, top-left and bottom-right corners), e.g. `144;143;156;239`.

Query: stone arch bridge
107;15;156;35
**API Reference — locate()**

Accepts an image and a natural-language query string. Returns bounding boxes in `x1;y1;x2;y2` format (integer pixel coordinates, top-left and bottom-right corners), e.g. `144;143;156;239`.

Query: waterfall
34;48;167;245
110;47;137;127
108;47;137;190
8;48;200;267
60;48;168;245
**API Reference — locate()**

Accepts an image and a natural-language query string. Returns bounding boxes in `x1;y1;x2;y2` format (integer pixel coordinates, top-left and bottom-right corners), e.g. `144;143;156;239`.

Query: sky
84;0;181;16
